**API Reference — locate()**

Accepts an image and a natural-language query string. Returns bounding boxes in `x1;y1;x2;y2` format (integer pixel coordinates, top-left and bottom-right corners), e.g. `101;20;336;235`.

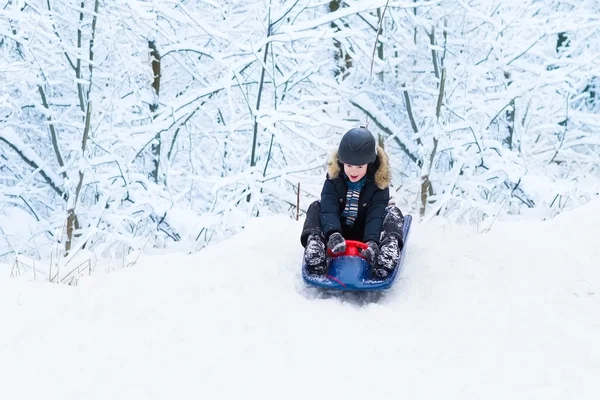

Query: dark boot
300;201;327;275
372;237;399;279
372;204;404;279
304;234;327;275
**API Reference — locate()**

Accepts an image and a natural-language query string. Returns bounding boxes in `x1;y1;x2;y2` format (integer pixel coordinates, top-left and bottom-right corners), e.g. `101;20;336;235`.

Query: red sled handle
327;239;368;258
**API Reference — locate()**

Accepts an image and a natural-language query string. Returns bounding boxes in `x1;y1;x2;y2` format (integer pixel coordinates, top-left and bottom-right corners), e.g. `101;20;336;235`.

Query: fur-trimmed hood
326;145;391;190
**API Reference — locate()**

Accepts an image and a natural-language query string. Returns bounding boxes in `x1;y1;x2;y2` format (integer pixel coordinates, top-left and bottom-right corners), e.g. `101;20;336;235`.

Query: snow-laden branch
350;93;420;163
0;127;65;198
161;44;219;61
533;137;600;155
282;0;442;32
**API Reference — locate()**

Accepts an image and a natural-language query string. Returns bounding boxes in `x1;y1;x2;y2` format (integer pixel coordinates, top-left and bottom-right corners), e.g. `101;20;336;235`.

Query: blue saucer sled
302;215;412;291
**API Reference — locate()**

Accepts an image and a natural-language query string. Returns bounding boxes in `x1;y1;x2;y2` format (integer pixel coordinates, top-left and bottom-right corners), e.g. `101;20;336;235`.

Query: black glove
360;240;379;266
327;232;346;254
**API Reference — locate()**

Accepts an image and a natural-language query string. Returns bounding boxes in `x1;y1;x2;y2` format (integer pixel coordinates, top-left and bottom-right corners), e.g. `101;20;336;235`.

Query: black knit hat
337;127;377;165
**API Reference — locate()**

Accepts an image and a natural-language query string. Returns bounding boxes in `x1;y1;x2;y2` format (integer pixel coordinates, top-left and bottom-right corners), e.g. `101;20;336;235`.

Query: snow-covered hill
1;201;599;399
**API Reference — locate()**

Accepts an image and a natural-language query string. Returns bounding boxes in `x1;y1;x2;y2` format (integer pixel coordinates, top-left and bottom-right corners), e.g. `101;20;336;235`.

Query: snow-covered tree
1;0;599;267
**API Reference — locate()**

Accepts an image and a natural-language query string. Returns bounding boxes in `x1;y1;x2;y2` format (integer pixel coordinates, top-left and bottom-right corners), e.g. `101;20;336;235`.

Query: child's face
343;164;368;182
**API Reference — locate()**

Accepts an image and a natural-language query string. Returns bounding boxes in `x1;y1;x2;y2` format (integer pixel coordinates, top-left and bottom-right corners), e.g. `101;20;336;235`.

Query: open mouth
350;175;359;179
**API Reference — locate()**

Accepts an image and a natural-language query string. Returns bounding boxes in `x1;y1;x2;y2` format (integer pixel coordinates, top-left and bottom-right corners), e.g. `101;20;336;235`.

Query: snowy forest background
1;0;599;273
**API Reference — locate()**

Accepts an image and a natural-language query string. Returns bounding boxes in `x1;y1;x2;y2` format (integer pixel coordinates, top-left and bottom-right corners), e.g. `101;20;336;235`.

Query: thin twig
369;0;390;77
296;182;300;221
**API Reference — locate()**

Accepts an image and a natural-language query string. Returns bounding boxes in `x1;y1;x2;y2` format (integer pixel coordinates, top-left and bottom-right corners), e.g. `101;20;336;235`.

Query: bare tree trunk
37;86;67;181
87;0;99;99
502;71;515;150
65;102;92;254
420;67;445;217
250;39;269;169
402;87;421;146
296;182;300;221
426;26;440;79
556;32;570;53
419;18;448;216
507;100;515;150
375;6;385;82
148;40;162;184
65;0;100;254
76;1;86;113
246;5;272;203
413;0;418;45
330;0;352;79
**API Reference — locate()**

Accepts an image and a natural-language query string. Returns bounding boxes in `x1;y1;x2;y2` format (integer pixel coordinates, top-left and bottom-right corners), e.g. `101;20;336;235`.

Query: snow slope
1;201;600;400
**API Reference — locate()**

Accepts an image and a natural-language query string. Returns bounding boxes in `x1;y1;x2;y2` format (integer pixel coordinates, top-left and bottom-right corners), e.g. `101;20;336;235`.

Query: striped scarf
341;175;366;227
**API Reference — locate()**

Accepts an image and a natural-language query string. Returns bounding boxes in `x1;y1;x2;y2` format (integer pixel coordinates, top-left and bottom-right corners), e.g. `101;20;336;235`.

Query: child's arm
363;187;390;244
319;179;342;241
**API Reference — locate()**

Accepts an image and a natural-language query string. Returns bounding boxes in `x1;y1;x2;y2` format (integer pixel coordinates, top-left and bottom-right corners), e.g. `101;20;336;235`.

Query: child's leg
381;203;404;248
300;201;323;246
373;204;404;278
300;201;327;274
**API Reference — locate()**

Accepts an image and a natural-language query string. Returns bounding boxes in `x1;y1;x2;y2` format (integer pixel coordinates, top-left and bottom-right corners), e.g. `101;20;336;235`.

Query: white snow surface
2;200;600;399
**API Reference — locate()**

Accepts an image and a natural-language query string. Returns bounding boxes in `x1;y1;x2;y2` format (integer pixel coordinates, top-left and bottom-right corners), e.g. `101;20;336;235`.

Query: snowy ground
1;201;599;399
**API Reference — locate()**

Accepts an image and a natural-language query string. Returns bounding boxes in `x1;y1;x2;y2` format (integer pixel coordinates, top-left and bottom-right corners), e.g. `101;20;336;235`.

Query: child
300;127;405;279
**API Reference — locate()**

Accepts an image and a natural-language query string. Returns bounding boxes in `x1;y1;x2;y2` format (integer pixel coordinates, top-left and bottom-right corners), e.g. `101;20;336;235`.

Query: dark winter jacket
320;145;391;244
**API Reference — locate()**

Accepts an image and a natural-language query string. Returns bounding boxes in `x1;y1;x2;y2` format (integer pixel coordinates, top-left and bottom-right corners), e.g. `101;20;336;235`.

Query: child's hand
327;232;346;254
360;241;379;266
